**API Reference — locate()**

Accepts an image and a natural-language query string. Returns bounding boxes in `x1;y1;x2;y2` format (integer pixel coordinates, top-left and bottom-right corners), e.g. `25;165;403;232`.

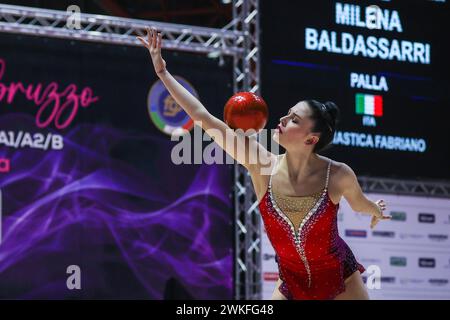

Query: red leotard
258;157;365;300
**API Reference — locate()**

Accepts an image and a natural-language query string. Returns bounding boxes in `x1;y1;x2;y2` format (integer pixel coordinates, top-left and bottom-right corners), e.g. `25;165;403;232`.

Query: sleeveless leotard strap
324;160;331;191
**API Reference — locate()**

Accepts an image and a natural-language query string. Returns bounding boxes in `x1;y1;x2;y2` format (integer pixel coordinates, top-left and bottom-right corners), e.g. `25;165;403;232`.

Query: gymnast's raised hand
137;27;167;75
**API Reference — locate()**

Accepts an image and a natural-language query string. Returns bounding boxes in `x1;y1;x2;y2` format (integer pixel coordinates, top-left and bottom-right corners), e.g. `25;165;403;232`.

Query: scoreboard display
261;0;450;180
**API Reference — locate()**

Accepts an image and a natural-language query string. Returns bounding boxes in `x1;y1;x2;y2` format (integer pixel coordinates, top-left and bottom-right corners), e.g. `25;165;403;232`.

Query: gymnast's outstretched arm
137;27;274;173
336;163;391;229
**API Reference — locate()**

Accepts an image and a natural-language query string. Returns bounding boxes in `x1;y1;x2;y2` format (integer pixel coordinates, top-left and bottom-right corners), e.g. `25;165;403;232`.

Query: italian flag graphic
355;93;383;117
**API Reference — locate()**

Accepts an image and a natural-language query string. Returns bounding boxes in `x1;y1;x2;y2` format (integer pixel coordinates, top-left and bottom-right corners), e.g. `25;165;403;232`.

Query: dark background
261;0;450;181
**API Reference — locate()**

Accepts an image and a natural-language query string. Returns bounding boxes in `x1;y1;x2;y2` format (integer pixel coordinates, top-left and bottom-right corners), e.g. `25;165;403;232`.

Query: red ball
223;92;269;133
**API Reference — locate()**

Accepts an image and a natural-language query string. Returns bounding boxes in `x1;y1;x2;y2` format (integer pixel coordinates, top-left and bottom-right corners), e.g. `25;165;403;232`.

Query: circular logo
147;76;198;137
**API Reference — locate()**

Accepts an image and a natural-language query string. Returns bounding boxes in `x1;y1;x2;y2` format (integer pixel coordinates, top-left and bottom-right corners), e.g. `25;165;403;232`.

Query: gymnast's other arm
335;163;391;229
137;27;274;175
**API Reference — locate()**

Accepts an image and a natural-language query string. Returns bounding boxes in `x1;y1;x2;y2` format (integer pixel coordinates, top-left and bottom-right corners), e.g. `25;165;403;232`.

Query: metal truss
0;3;243;56
358;176;450;198
230;0;261;301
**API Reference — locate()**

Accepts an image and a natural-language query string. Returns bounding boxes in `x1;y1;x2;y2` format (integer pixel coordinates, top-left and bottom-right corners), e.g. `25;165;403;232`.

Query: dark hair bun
323;101;340;128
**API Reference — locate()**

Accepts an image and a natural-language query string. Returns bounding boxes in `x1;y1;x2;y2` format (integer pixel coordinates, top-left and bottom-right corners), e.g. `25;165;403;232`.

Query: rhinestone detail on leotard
267;160;331;288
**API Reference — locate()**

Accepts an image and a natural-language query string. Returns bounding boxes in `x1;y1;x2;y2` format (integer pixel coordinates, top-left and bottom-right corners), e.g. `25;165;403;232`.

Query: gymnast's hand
370;199;391;229
137;26;167;75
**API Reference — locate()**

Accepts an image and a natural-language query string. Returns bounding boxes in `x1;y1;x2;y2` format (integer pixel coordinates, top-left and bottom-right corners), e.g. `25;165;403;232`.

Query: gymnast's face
273;101;318;149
